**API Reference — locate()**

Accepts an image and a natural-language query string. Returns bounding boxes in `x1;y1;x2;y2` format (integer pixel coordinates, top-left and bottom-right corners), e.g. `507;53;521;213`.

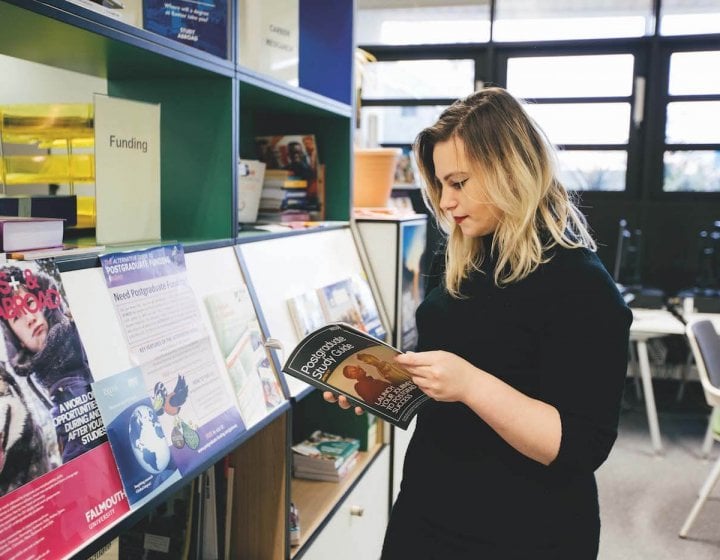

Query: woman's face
433;136;502;238
8;289;49;353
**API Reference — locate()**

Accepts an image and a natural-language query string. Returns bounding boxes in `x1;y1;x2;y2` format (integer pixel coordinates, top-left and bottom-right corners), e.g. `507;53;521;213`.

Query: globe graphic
128;404;171;475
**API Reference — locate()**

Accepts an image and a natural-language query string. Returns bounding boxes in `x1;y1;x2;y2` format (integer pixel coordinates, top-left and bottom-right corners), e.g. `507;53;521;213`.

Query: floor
597;379;720;560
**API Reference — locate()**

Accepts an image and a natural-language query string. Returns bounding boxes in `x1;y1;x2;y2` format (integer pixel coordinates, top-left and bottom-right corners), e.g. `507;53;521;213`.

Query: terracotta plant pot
353;148;401;208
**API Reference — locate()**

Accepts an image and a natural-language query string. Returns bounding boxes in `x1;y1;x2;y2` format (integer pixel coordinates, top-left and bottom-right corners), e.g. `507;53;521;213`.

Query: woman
327;87;632;558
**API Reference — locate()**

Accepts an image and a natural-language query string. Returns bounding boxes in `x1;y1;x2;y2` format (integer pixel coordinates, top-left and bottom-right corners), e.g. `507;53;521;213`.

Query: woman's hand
322;391;364;415
395;350;479;402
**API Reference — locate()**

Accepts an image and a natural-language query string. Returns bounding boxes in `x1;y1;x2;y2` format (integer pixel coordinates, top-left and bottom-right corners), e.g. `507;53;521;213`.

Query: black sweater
395;243;632;557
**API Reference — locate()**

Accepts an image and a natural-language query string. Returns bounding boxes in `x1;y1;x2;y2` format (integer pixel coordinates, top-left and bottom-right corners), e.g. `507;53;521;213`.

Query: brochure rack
0;2;391;559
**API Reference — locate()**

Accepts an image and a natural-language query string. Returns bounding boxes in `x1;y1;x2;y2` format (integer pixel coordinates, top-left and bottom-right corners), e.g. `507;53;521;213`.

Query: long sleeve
542;259;632;475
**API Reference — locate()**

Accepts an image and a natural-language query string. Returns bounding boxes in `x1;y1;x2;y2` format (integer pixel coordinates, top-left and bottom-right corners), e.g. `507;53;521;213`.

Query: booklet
282;323;429;429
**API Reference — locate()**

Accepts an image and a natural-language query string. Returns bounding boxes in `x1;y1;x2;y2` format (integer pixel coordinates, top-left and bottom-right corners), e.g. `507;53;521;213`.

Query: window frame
359;9;720;202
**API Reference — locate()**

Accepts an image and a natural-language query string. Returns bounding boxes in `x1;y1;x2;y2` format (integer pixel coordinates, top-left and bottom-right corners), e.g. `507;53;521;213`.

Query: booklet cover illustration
93;367;182;508
283;323;429;429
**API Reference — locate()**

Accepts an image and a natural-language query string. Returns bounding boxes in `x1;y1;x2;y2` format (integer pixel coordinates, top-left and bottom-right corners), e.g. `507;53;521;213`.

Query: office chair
679;319;720;538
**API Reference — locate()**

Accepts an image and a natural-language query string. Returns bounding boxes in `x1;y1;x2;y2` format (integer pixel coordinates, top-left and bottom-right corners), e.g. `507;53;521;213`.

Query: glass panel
663;150;720;192
669;52;720;95
493;0;652;41
666;102;720;144
359;105;447;145
357;2;490;45
507;55;634;98
661;0;720;35
362;60;474;100
524;103;631;145
557;150;627;191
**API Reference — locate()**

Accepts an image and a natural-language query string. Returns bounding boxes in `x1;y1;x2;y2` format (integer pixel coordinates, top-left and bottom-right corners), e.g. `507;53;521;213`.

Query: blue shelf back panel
299;0;353;106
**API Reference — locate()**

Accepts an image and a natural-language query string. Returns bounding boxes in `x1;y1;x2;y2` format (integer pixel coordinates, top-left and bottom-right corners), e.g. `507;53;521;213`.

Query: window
660;0;720;35
358;58;472;147
663;50;720;192
493;0;653;41
357;1;490;45
506;54;636;191
361;59;475;100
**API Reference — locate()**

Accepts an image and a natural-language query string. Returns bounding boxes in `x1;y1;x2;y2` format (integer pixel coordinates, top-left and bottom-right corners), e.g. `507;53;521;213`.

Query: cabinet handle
349;505;364;517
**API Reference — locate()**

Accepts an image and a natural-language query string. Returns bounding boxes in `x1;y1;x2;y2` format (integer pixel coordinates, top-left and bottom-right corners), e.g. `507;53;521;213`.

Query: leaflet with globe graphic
93;366;182;509
99;244;246;476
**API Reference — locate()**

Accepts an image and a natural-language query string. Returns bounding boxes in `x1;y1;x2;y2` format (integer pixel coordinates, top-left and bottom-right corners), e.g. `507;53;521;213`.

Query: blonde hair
415;87;595;297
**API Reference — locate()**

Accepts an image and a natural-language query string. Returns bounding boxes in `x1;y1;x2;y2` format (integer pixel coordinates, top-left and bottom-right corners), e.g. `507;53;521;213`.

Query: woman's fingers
324;392;363;415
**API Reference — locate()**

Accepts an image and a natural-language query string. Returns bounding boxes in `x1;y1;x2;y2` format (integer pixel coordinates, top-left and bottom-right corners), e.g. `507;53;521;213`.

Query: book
0;215;63;251
255;134;320;210
317;278;367;332
8;243;106;260
287;290;327;339
201;466;219;560
237;159;266;224
293;452;358;483
292;430;360;475
283;323;430;429
222;463;234;560
289;502;300;547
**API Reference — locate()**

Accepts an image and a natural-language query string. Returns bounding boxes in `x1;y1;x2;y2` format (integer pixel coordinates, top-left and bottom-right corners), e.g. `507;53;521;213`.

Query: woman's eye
451;179;468;190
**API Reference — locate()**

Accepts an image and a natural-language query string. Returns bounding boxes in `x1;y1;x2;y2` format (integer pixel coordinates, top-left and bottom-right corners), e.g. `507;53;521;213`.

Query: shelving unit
0;2;389;560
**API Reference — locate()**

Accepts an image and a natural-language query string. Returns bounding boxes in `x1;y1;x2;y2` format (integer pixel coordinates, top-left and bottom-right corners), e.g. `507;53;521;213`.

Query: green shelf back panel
109;78;234;240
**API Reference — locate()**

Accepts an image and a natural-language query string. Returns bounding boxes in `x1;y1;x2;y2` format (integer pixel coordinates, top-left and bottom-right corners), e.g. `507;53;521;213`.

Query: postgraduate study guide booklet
282;323;429;429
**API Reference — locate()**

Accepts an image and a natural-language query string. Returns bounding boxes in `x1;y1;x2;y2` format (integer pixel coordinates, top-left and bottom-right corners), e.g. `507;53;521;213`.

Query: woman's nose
439;185;457;211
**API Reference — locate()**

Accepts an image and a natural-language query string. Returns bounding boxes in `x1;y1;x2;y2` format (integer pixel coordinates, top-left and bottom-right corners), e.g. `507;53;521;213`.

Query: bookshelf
0;1;384;559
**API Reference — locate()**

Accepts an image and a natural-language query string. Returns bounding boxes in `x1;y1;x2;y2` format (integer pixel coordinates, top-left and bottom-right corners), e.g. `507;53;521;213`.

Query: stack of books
257;169;312;222
292;430;360;482
254;134;322;223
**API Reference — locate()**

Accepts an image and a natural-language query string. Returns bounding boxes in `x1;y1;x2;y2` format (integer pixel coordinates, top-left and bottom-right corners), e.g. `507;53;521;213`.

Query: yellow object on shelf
0;103;96;191
77;195;97;228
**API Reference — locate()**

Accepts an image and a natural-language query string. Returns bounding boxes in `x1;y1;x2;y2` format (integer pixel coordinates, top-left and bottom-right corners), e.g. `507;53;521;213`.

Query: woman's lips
454;216;467;224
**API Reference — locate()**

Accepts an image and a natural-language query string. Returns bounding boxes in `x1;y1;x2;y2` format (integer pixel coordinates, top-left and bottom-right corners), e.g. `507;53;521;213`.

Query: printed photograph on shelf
204;287;285;427
93;366;182;509
398;220;427;352
283;322;429;429
0;259;130;560
143;0;228;58
287;290;327;340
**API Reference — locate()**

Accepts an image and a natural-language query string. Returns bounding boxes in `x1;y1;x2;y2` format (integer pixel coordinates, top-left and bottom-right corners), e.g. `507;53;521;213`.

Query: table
630;309;720;454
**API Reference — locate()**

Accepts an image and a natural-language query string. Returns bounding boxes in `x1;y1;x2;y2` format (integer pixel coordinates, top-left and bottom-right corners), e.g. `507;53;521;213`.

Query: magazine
282;323;429;429
0;259;130;559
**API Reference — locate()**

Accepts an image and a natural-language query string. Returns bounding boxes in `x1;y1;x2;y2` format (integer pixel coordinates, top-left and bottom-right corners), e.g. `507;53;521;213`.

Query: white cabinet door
303;448;390;560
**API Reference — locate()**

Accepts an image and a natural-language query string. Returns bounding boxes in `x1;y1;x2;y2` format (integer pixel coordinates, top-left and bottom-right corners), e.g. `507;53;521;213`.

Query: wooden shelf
290;442;385;556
